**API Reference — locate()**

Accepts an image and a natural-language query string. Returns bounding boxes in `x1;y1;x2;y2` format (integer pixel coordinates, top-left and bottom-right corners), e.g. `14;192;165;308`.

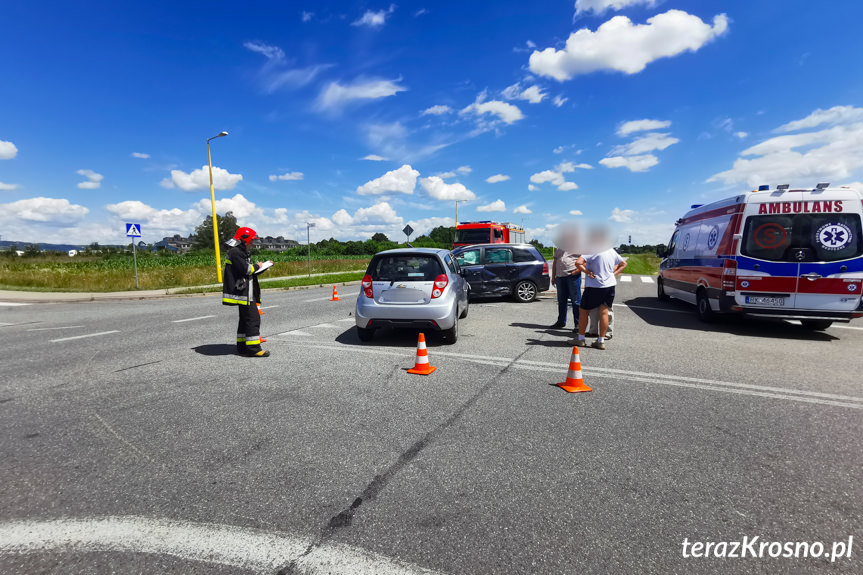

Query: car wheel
800;319;832;331
513;280;538;303
696;289;714;322
443;314;459;345
356;326;375;342
657;277;670;301
459;300;469;319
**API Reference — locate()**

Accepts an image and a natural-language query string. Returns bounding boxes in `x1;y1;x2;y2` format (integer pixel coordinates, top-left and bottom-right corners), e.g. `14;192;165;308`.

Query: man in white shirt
568;247;626;350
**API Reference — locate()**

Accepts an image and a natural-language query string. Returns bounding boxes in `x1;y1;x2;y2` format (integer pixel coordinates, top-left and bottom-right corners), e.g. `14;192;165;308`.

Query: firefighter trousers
236;304;262;352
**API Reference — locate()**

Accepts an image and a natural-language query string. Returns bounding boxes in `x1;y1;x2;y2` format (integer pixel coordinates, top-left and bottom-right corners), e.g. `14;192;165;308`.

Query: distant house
154;234;193;253
252;235;299;252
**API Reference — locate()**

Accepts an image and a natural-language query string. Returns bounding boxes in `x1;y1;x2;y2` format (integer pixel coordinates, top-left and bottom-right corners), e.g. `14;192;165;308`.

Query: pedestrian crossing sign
125;223;142;237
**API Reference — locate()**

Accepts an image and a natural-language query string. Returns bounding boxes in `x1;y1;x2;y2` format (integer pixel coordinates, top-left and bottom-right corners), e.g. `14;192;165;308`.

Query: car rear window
741;214;863;262
512;248;537;263
368;254;445;281
455;229;491;244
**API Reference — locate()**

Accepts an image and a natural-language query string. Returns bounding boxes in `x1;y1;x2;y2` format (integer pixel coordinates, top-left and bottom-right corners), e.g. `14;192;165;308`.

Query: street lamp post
306;222;316;278
206;131;229;282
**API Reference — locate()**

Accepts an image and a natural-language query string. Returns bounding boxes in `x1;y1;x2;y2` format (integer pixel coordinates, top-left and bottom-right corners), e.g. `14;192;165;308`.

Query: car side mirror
656;247;667;258
458;269;466;276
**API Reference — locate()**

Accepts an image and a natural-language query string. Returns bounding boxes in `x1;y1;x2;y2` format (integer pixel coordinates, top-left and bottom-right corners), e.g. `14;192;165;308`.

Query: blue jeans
555;273;582;326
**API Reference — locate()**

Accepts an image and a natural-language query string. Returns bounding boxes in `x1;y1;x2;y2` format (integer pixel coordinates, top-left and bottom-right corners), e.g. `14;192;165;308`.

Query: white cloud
356;164;419;195
575;0;658;16
76;169;104;190
734;131;748;139
611;132;679;155
552;95;568;108
457;166;472;175
422;105;452;116
436;171;456;179
362;154;388;161
514;205;533;214
558;182;579;191
609;207;636;223
503;83;547;104
330;201;402;227
301;11;313;22
352;4;396;28
0;197;89;224
317;78;406;110
530;163;580;190
461;93;524;125
708;119;863;187
530;10;728;81
569;210;583;216
160;165;243;192
268;171;304;182
600;154;659;172
415;8;429;17
243;41;285;62
107;200;204;234
486;174;510;183
419;176;476;201
776;105;863;133
131;152;150;159
0;140;18;160
528;184;538;192
617;118;671;136
0;182;19;191
477;199;507;212
244;41;331;93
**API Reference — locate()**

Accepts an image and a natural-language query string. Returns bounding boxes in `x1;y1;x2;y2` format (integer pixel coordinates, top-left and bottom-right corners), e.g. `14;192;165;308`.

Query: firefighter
222;227;273;357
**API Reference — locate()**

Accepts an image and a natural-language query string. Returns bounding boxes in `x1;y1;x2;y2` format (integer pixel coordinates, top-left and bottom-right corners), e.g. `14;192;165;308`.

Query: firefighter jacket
222;246;262;306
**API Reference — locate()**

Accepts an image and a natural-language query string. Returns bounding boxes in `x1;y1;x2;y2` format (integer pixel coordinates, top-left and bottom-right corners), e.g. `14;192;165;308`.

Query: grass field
0;253;370;292
621;253;661;275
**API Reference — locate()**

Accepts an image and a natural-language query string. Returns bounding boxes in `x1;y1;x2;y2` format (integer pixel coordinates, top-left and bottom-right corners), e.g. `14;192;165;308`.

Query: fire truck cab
657;184;863;329
454;221;526;247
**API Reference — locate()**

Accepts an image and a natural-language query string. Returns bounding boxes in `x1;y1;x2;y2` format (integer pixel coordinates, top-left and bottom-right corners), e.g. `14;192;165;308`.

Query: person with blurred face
568;227;626;350
549;226;582;329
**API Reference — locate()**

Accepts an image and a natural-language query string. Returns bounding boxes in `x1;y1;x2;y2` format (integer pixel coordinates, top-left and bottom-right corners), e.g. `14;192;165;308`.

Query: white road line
50;330;119;343
832;325;863;331
287;342;863;409
171;315;216;323
639;276;655;284
0;322;16;326
27;326;85;332
0;302;31;306
277;330;312;336
0;516;443;575
620;276;632;282
338;318;356;323
310;323;339;328
303;296;335;302
260;305;280;309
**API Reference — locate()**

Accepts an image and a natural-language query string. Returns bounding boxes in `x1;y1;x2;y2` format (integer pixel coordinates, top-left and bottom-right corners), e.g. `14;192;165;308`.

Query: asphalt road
1;277;861;574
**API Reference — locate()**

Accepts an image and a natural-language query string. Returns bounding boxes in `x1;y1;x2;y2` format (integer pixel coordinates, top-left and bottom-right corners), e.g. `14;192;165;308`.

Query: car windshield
741;213;863;262
369;254;445;281
454;229;491;244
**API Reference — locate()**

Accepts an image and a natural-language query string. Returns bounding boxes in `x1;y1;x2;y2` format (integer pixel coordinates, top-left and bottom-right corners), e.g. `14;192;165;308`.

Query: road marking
260;305;280;309
833;325;863;331
639;276;655;284
172;315;216;323
0;302;31;306
338;318;356;323
310;323;339;328
0;516;443;574
27;326;85;332
303;296;336;302
277;330;312;336
92;413;154;463
620;276;632;282
287;342;863;410
50;330;119;343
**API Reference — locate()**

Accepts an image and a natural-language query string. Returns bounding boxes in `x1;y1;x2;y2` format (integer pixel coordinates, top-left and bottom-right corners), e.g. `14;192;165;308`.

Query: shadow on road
525;337;572;348
192;344;239;356
624;296;839;341
334;326;448;348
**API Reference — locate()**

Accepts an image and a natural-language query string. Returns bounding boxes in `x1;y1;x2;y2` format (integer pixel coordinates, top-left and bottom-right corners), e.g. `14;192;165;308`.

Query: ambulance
657;184;863;329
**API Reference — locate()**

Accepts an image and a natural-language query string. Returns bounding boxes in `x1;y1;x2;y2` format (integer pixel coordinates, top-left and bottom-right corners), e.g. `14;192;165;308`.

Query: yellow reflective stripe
248;264;255;274
222;298;251;305
245;338;261;345
225;259;232;264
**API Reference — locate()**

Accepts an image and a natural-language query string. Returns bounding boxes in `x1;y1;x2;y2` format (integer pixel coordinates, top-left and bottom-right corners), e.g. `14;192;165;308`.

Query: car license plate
745;296;786;307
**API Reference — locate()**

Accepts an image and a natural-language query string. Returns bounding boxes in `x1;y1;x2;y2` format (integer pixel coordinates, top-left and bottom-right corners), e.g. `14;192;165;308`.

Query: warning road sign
126;223;142;237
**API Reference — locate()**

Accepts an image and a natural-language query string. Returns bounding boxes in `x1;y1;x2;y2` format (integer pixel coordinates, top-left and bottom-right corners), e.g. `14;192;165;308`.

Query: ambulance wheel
696;289;714;322
657;277;670;301
800;320;832;331
356;327;375;342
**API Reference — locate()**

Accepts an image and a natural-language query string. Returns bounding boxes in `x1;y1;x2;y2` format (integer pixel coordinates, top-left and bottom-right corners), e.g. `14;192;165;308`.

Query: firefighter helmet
226;227;257;247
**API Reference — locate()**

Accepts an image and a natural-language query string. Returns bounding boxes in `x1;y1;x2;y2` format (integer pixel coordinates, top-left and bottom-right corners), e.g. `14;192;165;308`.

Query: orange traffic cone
557;346;592;393
257;303;265;315
330;285;341;301
407;333;436;375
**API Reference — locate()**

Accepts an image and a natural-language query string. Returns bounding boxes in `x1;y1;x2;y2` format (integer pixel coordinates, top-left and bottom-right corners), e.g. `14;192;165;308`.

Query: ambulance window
741;214;862;262
667;231;680;256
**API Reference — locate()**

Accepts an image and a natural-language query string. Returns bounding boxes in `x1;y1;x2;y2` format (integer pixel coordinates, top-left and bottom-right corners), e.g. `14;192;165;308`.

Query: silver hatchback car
355;248;470;344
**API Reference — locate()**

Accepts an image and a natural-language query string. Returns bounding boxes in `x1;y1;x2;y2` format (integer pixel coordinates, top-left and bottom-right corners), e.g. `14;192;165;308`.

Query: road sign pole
132;240;139;289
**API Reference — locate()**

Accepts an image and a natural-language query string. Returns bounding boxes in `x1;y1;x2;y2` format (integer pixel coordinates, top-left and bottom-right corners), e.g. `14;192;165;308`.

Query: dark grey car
451;243;551;303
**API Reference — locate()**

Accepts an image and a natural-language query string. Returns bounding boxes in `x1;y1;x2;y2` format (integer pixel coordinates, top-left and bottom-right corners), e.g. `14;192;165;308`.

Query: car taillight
362;274;374;298
432;274;448;298
722;259;737;291
542;262;549;275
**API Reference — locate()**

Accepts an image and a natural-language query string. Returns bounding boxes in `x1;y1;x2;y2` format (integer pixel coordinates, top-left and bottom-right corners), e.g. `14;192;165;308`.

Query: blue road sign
126;223;142;237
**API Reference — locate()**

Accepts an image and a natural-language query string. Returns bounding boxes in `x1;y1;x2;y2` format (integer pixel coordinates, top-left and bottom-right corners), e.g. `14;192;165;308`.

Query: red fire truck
454;221;526;247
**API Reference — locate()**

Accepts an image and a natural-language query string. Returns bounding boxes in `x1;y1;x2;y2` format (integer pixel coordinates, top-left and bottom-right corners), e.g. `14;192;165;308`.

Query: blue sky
1;0;862;245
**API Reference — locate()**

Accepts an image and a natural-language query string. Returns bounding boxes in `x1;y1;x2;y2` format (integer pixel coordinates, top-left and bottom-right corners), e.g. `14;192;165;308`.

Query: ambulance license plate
745;296;786;307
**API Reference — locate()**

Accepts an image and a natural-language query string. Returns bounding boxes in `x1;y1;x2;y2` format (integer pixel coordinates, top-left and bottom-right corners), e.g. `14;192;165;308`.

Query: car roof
374;247;451;256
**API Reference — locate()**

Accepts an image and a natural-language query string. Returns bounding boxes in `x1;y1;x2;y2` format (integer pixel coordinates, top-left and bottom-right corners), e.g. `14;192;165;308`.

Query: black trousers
236;304;262;351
